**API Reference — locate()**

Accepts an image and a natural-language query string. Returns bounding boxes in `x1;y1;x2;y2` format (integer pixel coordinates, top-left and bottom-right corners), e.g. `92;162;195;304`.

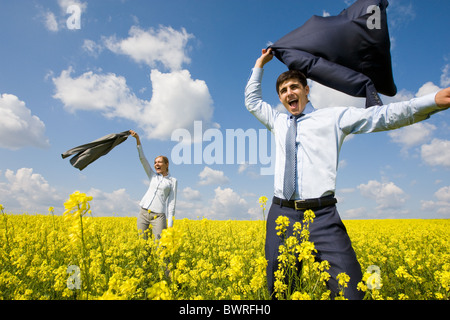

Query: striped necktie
283;115;300;200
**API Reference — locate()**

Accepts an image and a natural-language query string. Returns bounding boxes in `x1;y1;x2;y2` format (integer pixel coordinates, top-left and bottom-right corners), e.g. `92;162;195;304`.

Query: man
245;48;450;299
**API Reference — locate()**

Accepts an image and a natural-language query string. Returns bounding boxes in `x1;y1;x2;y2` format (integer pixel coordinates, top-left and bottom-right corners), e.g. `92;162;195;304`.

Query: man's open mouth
289;99;299;108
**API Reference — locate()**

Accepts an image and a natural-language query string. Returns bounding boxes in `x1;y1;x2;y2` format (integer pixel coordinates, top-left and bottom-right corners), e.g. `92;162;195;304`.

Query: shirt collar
302;101;315;115
157;171;171;179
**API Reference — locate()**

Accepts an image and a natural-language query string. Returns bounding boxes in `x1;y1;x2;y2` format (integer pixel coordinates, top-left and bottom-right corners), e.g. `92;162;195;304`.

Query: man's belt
273;196;337;210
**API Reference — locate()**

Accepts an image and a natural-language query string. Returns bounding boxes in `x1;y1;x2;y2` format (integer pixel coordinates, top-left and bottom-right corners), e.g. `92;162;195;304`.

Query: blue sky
1;0;449;220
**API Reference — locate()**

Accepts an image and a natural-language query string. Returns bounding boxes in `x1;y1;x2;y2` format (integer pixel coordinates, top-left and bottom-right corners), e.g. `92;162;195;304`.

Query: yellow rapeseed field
0;193;448;300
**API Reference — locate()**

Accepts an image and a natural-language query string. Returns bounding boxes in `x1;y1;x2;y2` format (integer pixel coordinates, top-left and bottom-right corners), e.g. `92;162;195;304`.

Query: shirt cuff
412;91;438;111
415;91;437;108
410;91;446;122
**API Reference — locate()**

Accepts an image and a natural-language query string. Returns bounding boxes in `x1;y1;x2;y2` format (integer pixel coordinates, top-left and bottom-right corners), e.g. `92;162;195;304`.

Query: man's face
278;79;310;116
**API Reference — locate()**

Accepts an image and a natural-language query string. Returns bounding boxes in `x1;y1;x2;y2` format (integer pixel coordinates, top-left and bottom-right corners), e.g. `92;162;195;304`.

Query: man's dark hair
276;70;308;94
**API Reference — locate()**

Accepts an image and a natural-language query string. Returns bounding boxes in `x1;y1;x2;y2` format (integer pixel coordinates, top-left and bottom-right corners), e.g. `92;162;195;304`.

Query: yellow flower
319;260;330;272
146;281;172;300
320;291;331;300
291;291;311;300
157;225;185;258
227;255;245;281
275;215;290;237
259;196;268;220
293;222;302;234
395;266;412;280
258;196;268;206
358;282;367;293
63;191;93;215
1;202;448;300
337;272;350;288
303;210;315;224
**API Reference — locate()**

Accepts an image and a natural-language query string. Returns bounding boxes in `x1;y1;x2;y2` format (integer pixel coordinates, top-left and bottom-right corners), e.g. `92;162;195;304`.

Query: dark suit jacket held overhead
62;130;131;171
270;0;396;108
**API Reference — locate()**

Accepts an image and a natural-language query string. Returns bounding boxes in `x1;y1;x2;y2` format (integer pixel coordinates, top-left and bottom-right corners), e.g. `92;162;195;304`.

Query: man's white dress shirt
245;67;441;200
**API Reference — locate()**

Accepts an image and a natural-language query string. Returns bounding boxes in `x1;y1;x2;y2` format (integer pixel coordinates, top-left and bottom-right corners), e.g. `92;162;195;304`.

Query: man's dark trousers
265;200;364;300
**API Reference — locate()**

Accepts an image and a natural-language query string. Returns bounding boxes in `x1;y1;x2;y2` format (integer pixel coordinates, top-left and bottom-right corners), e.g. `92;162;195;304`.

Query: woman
130;130;177;240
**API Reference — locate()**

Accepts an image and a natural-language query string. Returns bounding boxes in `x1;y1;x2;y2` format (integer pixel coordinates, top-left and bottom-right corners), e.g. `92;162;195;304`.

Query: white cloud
198;167;229;186
338;159;348;170
0;168;63;213
142;69;213;139
415;81;441;98
308;81;365;109
182;187;202;201
308;78;423;110
54;24;213;140
173;200;201;219
383;88;414;104
421;186;450;217
358;180;409;213
87;188;138;217
274;102;288;114
0;93;50;150
0;167;139;217
57;0;87;13
44;11;59;32
175;183;262;221
52;67;143;117
441;64;450;88
344;207;368;219
338;188;355;194
82;39;103;57
238;163;249;174
52;67;213;140
388;122;436;150
435;186;450;202
175;186;253;220
209;187;248;219
421;139;450;168
103;25;193;71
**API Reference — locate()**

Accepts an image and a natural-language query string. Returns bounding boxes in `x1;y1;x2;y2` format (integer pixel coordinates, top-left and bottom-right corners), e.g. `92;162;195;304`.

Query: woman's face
154;156;168;176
